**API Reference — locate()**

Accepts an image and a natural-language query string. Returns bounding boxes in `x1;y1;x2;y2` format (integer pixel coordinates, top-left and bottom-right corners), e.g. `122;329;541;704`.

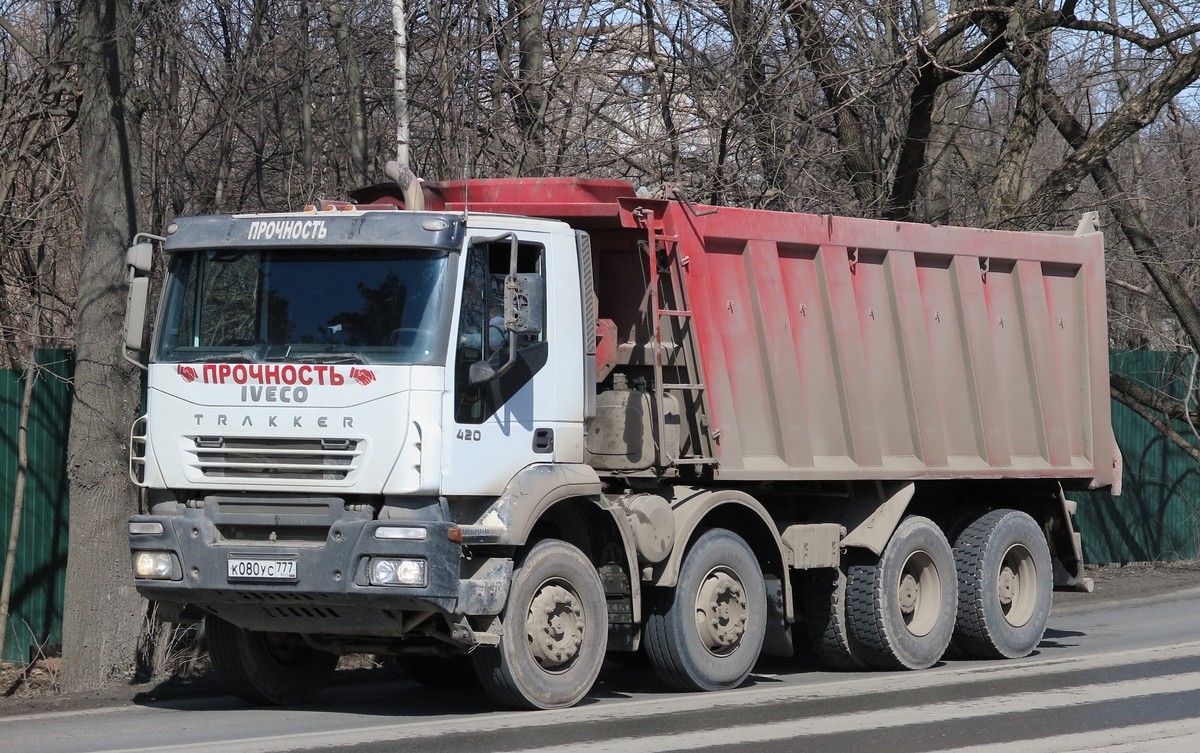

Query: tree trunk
325;0;370;185
0;354;35;660
642;0;682;183
985;10;1051;227
392;0;411;168
300;0;315;181
513;0;547;176
787;0;881;213
61;0;146;692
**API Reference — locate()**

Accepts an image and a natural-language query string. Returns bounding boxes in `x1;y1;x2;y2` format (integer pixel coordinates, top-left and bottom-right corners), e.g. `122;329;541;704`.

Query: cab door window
454;239;547;423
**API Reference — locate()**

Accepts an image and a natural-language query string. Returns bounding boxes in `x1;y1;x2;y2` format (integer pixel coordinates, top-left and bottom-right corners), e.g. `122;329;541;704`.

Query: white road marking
71;640;1200;753
505;671;1200;753
929;719;1200;753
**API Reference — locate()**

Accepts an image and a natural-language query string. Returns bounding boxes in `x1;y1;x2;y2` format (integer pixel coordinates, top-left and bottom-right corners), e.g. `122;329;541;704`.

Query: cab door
441;229;571;496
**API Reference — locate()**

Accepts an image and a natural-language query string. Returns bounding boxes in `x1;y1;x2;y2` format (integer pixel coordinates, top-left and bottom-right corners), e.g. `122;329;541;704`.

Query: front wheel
472;539;608;709
204;615;338;705
645;528;767;691
954;509;1053;659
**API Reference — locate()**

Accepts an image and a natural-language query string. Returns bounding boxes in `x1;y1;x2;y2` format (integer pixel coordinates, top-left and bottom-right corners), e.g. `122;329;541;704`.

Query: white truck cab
126;205;608;708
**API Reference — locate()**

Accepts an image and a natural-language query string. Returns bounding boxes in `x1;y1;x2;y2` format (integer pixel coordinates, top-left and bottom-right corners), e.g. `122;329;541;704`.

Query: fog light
369;557;427;587
133;551;175;580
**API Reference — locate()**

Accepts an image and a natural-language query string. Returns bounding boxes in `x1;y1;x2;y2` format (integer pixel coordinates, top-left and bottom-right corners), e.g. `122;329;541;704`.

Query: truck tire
204;615;337;705
801;566;866;670
471;539;607;709
645;528;767;691
953;509;1053;659
847;516;957;670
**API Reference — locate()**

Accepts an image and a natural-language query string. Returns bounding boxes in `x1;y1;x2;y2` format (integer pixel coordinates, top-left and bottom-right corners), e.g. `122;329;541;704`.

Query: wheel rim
694;567;748;657
525;580;586;673
998;543;1038;627
896;549;940;637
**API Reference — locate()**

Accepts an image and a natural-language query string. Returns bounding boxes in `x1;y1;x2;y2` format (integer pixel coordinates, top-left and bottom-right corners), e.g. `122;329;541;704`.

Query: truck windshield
155;247;451;365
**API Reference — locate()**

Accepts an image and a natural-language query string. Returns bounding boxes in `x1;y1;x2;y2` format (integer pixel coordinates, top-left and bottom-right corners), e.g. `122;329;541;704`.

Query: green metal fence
0;350;73;664
0;348;1196;662
1071;350;1200;564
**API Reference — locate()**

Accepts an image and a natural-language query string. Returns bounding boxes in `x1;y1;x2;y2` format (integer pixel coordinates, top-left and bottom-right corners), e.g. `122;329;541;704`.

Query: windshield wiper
178;350;259;364
272;351;368;365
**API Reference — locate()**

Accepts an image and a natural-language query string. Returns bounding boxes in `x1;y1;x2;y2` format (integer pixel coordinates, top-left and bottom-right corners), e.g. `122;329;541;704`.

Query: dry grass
1;657;60;698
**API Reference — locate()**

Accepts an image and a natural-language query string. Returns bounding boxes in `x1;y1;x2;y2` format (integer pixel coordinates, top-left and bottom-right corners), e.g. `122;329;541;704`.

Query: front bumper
129;505;509;636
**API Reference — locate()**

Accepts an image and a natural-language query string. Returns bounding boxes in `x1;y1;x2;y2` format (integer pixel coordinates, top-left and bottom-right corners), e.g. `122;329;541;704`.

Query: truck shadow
1036;627;1086;651
134;670;498;717
133;635;1085;716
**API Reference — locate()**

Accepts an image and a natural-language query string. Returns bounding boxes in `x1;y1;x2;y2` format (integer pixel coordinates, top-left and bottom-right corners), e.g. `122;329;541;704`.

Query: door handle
533;428;554;454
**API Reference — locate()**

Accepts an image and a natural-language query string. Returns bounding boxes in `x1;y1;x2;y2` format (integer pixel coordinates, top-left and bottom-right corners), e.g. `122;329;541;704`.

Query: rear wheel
645;528;767;691
801;565;867;670
954;509;1053;659
847;516;957;670
204;615;337;705
472;539;607;709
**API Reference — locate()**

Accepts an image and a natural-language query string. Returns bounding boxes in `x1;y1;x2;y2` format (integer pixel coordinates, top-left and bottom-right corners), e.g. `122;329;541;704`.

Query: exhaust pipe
384;160;425;211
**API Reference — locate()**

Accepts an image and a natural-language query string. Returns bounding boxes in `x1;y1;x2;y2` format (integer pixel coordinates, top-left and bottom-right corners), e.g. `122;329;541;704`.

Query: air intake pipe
384;160;425;211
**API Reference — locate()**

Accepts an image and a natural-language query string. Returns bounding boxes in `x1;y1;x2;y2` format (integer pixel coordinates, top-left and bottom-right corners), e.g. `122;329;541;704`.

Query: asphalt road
4;576;1199;753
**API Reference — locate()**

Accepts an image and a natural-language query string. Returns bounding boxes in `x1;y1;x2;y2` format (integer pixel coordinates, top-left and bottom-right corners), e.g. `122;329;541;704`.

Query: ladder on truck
642;218;717;471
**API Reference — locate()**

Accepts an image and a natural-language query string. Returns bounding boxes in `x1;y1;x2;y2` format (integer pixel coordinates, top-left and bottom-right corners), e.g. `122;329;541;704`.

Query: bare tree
60;0;147;691
393;0;411;166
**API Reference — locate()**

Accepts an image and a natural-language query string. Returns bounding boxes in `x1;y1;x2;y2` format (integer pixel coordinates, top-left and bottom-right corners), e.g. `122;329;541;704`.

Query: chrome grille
187;436;362;481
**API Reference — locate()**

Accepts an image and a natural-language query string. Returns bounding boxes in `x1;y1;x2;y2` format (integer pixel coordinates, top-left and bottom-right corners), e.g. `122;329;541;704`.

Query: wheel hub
999;544;1037;627
694;569;748;656
526;583;585;671
998;565;1018;606
898;549;940;637
898;572;920;615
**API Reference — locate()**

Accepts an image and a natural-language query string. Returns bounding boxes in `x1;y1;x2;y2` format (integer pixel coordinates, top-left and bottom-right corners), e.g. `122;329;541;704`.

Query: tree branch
1111;377;1200;463
1013;42;1200;226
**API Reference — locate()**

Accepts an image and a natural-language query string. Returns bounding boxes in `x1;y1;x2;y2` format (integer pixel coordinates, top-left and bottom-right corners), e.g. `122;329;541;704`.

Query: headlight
133;551;176;580
369;557;427;587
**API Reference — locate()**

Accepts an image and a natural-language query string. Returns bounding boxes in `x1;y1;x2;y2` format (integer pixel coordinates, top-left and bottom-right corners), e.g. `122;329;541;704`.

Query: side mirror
124;276;149;352
505;273;544;336
123;239;156;368
126;242;153;274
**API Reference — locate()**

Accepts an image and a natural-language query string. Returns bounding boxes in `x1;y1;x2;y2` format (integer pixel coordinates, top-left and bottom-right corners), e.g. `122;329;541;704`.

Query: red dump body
361;177;1117;491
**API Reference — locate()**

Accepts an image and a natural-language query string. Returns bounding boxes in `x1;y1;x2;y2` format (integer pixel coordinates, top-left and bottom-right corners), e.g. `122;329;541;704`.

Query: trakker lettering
191;413;354;428
247;219;328;241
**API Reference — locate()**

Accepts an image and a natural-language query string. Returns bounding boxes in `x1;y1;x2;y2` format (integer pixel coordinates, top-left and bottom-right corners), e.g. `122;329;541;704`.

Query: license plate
227;556;297;581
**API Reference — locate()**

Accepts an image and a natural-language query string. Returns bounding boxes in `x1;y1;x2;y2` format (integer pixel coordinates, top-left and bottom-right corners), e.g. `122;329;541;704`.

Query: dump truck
123;173;1118;709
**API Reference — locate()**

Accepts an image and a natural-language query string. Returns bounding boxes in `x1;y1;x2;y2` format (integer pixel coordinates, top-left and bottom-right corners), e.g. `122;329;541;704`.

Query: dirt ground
1054;559;1200;606
2;560;1198;717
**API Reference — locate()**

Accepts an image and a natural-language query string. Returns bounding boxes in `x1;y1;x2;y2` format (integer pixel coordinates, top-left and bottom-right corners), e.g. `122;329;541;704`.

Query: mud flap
1053;485;1095;593
760;575;793;658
